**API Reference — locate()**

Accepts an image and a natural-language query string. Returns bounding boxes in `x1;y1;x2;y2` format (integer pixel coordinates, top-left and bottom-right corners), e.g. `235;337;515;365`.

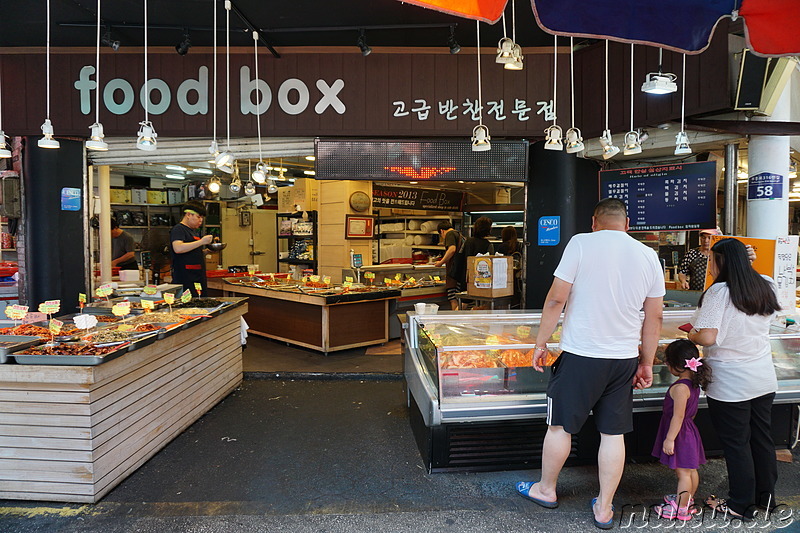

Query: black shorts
546;351;638;435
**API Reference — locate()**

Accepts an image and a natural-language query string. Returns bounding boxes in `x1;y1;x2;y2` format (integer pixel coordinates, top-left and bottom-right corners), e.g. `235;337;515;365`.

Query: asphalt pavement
1;378;799;533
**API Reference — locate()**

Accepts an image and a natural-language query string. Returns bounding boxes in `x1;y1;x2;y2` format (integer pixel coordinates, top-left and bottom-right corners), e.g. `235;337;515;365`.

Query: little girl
652;339;713;520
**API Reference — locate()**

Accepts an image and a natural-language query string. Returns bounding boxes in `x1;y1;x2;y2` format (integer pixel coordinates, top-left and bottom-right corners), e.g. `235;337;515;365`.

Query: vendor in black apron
170;201;214;296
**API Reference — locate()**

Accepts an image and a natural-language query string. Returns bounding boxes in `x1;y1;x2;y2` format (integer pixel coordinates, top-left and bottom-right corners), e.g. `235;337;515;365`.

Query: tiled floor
242;334;403;375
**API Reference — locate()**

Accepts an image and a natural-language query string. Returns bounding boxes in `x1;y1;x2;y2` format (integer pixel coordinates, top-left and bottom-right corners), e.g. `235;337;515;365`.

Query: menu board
599;161;716;231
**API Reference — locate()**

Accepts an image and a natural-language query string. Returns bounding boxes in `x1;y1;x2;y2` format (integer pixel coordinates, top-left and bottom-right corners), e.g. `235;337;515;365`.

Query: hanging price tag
194;282;203;295
180;289;192;303
141;299;155;311
164;292;175;305
49;319;63;334
345;276;354;283
143;285;158;295
74;314;98;330
78;293;87;304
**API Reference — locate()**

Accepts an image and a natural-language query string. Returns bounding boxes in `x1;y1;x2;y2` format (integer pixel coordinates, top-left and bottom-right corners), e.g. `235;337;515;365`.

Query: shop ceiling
0;0;553;50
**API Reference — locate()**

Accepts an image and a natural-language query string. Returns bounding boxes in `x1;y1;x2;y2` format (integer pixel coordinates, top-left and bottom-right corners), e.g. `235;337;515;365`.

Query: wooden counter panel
328;300;387;347
0;307;246;503
246;295;323;346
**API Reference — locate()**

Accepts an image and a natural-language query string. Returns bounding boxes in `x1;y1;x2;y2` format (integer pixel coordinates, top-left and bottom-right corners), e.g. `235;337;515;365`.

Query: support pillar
723;143;738;235
98;165;112;283
746;81;791;239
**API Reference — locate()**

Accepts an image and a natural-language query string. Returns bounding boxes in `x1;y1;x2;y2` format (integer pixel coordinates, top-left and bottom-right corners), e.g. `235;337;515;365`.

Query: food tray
151;322;184;340
127;332;159;352
12;343;129;366
0;335;43;363
173;306;223;321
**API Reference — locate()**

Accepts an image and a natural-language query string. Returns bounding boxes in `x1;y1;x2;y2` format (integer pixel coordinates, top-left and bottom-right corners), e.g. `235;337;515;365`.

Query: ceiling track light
136;120;157;151
641;49;677;94
565;127;584;154
229;174;242;193
39;0;59;150
447;25;460;54
175;30;192;55
675;53;691;156
86;0;108;151
252;162;267;184
101;30;120;51
357;29;371;56
136;0;156;151
267;179;278;194
251;30;268;185
209;0;219;164
219;1;236;168
208;176;221;194
243;180;256;196
471;21;490;152
599;129;620;159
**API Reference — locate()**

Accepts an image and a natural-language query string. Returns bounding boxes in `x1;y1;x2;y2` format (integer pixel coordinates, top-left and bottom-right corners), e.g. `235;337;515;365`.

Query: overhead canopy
400;0;800;56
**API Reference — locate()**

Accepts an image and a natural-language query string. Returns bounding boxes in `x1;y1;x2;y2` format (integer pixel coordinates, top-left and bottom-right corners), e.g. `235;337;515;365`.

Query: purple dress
652;378;706;469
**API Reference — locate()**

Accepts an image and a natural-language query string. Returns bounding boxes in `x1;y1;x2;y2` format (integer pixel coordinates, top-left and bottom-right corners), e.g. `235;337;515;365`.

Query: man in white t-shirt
516;198;665;529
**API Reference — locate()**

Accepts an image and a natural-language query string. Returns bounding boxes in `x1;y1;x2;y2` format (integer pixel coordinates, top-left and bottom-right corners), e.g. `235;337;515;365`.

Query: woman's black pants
707;392;777;518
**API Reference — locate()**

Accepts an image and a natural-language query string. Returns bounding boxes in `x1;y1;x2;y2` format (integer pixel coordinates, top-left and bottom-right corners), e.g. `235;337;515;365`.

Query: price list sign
599;161;716;231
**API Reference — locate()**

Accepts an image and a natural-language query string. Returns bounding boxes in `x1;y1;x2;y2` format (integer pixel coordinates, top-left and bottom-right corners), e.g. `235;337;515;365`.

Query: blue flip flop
591;497;615;530
516;481;559;509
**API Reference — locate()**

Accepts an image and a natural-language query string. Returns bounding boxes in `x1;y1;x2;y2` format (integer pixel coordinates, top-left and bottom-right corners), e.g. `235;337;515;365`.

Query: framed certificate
345;214;375;239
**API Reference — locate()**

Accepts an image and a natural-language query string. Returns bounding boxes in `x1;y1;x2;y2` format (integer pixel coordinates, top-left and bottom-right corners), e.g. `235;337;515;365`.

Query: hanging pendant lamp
471;21;490;152
215;0;234;172
0;65;10;158
495;13;514;64
623;44;642;156
209;0;220;160
504;1;523;71
39;0;59;149
250;30;268;185
86;0;108;151
675;54;692;155
565;38;583;154
599;40;619;159
543;35;562;151
136;0;157;151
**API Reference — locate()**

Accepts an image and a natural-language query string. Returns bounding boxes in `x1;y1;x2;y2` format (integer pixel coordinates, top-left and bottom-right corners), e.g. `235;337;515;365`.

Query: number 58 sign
747;172;783;200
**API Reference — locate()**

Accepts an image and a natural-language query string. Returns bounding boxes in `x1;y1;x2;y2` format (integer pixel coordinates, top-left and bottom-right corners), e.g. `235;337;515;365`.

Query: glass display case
405;309;800;449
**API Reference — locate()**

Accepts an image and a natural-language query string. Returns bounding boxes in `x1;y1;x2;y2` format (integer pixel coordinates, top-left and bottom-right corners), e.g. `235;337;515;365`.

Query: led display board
315;139;528;182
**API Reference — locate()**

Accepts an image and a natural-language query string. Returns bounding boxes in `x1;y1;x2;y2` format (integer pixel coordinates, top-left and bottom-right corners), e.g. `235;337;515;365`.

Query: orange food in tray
440;350;500;369
500;349;532;367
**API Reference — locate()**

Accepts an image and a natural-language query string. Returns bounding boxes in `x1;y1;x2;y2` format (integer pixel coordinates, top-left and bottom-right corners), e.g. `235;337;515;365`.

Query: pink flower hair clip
685;357;703;372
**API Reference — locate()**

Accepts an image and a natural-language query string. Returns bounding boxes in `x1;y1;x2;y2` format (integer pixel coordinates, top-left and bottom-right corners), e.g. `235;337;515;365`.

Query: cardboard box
467;255;514;298
110;187;131;204
147;189;167;204
278;178;318;213
131;188;148;204
167;188;182;205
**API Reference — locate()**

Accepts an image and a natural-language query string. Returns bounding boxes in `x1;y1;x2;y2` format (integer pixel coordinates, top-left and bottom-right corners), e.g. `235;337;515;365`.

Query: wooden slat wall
0;306;246;503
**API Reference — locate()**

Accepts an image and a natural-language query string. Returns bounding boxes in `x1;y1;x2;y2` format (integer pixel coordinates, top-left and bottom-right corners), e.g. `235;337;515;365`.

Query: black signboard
315;139;528;182
599;161;716;231
372;184;465;212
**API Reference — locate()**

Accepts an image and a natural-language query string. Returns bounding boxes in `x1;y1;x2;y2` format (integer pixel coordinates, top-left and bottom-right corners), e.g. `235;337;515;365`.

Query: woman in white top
687;238;780;520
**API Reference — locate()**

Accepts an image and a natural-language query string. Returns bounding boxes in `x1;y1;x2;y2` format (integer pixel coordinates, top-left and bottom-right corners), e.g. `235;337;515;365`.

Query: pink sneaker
656;501;693;521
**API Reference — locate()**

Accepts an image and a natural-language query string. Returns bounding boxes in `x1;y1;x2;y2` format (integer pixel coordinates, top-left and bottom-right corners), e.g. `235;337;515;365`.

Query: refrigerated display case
404;309;800;472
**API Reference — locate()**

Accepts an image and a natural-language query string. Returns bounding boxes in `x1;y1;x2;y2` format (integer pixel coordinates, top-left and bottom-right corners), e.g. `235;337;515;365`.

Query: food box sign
538;216;560;246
